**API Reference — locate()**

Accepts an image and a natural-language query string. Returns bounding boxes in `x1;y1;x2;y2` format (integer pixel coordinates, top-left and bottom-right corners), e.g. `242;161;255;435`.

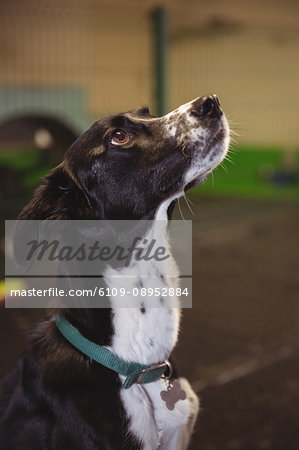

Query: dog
0;94;229;449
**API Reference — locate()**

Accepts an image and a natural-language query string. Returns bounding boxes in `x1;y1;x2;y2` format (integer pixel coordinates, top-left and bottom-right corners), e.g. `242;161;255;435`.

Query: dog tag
160;379;186;410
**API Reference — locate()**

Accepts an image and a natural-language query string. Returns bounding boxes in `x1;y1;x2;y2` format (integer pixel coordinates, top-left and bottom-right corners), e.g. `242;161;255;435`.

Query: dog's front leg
158;377;199;450
177;378;199;450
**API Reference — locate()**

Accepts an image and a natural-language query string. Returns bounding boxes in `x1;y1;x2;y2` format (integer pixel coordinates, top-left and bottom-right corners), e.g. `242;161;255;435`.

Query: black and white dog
0;95;229;449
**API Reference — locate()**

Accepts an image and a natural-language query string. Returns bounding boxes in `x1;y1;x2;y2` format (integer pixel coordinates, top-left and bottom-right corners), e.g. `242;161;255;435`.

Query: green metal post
152;7;168;117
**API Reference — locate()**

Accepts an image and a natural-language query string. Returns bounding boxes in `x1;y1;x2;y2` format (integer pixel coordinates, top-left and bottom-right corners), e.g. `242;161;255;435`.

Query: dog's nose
192;94;223;119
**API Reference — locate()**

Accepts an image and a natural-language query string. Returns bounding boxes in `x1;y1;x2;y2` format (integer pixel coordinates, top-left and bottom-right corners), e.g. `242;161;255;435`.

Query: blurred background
0;0;298;448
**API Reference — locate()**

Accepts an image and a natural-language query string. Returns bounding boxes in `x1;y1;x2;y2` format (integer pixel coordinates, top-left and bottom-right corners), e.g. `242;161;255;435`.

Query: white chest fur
105;218;181;365
103;210;198;449
105;270;188;449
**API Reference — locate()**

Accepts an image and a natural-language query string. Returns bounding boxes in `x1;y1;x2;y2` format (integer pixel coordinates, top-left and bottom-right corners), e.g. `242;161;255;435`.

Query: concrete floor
173;197;299;449
1;197;299;449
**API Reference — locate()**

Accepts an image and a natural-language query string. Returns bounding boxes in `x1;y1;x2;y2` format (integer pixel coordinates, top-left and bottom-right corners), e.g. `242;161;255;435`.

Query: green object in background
194;147;299;201
0;148;52;188
0;149;39;170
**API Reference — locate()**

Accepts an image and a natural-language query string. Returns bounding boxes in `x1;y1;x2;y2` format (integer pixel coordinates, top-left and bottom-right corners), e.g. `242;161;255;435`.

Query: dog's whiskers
183;193;194;216
225;155;235;166
177;197;186;222
220;162;229;174
229;136;239;146
184;191;195;206
230;129;240;137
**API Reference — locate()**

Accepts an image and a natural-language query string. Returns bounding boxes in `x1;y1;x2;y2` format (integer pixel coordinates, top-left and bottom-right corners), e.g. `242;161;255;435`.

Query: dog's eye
111;130;132;146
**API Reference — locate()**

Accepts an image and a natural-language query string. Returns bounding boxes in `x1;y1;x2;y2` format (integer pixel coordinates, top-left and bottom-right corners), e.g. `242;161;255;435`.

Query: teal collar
55;317;170;389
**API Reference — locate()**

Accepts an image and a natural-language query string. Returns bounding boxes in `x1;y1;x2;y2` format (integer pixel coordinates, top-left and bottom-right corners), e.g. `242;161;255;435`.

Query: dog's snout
192;94;223;119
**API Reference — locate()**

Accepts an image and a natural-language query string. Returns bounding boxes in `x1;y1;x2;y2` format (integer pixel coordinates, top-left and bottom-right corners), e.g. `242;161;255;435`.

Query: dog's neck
57;198;182;365
105;216;181;365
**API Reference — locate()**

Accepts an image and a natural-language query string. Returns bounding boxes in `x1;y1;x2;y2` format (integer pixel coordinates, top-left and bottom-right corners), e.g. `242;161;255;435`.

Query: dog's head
20;95;229;220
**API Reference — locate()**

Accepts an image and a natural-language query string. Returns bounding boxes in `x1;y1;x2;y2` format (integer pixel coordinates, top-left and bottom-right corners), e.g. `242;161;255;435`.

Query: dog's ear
19;164;92;220
135;106;154;118
14;164;93;272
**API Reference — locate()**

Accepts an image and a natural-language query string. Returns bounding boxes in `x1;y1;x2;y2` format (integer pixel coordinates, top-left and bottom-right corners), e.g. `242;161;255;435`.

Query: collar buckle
136;360;172;384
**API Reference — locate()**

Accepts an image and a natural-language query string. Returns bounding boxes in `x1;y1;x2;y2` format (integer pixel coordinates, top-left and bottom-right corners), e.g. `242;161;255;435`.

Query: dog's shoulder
0;320;141;450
